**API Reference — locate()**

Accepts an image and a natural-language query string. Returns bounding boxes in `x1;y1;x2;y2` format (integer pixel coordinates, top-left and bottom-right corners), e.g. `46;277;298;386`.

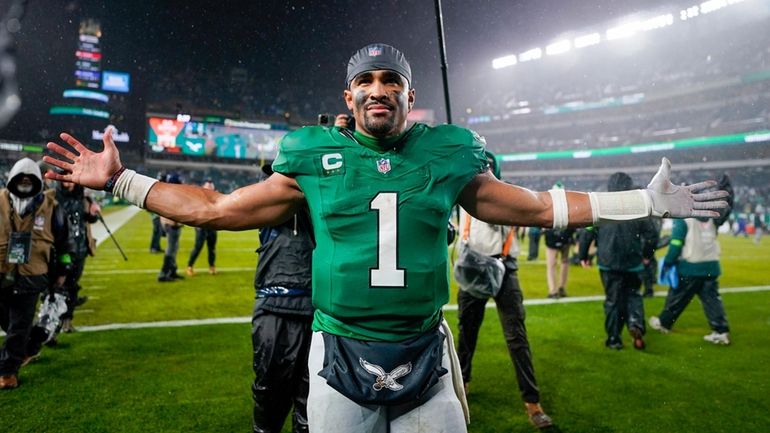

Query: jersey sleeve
272;126;327;177
426;124;489;203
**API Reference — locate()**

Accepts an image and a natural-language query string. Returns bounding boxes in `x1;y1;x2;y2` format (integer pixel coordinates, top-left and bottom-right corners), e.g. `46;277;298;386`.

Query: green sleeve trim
670;239;683;246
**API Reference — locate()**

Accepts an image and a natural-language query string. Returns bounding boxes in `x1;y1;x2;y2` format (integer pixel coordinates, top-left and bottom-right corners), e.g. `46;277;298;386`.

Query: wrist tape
587;190;652;224
111;169;158;208
548;188;569;229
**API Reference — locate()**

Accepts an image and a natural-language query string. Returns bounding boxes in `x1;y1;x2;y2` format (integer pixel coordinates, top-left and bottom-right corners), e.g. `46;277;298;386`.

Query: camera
318;113;355;130
317;113;334;126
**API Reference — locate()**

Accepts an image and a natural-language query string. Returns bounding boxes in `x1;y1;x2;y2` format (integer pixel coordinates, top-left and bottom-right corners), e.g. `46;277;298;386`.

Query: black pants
158;225;181;279
600;270;645;346
640;257;657;294
61;256;86;321
658;276;729;333
150;216;163;252
527;228;541;260
457;267;540;404
0;289;39;376
187;228;217;267
251;302;312;433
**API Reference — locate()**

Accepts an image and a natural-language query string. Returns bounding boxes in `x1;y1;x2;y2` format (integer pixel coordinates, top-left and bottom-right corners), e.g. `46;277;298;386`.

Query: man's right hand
43;126;122;190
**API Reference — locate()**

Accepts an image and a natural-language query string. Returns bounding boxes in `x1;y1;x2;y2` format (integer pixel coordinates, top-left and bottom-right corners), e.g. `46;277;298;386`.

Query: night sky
3;0;693;142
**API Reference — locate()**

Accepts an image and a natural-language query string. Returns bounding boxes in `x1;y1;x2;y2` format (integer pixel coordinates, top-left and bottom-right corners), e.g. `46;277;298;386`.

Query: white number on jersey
369;192;406;287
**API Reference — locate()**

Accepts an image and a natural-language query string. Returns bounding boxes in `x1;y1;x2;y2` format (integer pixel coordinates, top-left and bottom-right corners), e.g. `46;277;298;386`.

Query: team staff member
45;44;728;432
157;173;184;282
456;152;553;430
579;172;658;350
0;158;71;389
251;193;314;433
55;178;100;333
650;175;733;344
187;179;218;276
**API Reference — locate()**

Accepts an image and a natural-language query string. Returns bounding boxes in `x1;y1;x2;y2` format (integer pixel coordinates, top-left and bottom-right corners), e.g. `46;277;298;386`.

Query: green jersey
272;123;487;341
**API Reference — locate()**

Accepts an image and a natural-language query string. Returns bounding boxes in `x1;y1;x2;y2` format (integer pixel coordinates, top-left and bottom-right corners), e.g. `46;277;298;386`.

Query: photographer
455;152;552;429
318;113;354;129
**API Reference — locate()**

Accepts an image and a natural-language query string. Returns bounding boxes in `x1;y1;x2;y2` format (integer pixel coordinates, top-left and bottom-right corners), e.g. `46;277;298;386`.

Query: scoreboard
147;115;289;160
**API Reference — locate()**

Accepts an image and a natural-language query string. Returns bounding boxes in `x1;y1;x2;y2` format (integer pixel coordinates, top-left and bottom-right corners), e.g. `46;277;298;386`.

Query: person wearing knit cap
45;43;729;432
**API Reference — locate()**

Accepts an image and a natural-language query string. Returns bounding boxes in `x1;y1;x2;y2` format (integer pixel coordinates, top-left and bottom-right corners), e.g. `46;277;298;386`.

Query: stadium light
606;21;641;40
546;39;572;56
574;33;601;48
518;48;542;62
680;6;700;20
701;0;729;14
641;14;674;31
492;54;518;69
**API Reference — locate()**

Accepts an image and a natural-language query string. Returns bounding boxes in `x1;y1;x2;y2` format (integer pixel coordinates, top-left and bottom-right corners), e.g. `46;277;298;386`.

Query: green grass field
2;209;769;432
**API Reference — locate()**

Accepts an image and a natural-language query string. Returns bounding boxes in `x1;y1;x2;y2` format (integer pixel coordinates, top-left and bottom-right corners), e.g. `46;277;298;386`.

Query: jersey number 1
369;192;406;287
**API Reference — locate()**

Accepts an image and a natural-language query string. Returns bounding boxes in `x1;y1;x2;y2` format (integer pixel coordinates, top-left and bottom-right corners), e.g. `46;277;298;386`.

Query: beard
363;113;397;136
354;91;407;137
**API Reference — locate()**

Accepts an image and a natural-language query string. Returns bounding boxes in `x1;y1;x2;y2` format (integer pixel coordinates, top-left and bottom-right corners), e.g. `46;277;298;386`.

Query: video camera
318;113;355;130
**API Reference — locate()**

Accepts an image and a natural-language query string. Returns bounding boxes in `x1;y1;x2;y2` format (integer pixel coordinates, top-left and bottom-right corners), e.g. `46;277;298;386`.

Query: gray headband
346;43;412;88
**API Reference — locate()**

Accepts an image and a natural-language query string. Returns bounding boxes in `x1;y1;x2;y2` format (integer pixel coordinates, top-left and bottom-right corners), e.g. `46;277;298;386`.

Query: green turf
2;211;769;432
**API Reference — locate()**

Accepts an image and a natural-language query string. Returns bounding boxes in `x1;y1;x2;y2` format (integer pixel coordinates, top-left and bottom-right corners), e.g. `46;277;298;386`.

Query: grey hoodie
7;157;44;216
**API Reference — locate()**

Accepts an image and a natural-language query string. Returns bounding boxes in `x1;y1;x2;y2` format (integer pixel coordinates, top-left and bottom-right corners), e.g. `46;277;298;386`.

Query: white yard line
84;267;254;275
3;285;769;338
70;285;770;333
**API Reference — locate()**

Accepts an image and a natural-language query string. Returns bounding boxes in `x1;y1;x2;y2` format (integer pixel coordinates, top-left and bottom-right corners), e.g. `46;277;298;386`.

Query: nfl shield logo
368;45;383;57
377;158;391;174
34;215;45;230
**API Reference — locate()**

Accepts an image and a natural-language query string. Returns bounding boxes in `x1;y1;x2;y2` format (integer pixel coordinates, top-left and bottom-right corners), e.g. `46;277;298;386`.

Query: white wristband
587;190;652;224
548;188;569;229
111;169;158;208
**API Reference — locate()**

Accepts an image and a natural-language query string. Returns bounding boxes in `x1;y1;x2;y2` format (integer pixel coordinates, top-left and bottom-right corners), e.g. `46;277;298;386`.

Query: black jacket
253;210;315;316
578;172;658;271
56;185;98;258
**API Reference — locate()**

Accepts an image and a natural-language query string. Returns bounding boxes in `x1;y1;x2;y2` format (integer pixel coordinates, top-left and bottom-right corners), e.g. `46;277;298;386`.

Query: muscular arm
458;172;593;228
145;173;305;231
43;128;305;231
459;157;729;229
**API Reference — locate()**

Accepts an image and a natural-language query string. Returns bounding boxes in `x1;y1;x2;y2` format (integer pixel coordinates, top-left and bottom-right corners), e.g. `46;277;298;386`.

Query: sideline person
45;43;728;432
455;151;553;429
0;158;72;389
579;172;658;350
54;178;99;333
186;179;218;276
157;173;184;282
649;175;734;345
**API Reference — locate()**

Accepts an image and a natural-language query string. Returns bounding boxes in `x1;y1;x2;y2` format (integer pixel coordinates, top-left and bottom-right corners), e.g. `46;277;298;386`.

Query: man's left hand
646;158;729;218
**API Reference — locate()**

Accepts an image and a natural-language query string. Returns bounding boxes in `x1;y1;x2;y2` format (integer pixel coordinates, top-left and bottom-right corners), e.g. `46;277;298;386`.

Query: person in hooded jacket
250;164;315;433
579;172;658;350
0;158;72;389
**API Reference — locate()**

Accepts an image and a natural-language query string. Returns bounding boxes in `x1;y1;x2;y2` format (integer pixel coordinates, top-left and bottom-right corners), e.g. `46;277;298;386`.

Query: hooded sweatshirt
1;158;70;292
579;172;658;272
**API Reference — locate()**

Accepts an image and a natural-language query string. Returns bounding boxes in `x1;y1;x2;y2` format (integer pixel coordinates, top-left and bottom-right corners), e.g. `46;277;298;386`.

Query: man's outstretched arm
459;158;729;229
44;127;304;231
